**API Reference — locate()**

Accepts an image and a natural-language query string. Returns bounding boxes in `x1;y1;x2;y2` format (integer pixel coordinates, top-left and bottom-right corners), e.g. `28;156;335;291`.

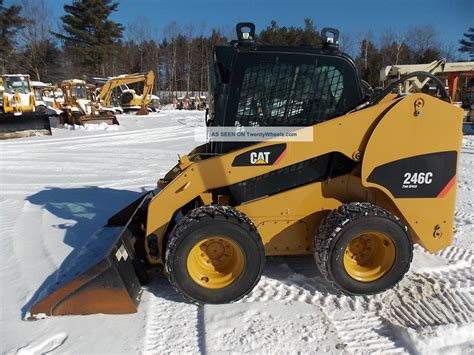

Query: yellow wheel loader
0;74;52;139
28;24;463;318
59;79;119;126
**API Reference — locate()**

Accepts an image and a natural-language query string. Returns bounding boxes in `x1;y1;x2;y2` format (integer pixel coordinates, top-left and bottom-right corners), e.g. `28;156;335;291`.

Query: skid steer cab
28;23;463;318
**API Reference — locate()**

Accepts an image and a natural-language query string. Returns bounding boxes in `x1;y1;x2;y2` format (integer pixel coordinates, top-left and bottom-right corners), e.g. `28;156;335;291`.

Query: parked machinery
97;71;160;115
0;74;51;139
31;81;63;116
59;79;118;126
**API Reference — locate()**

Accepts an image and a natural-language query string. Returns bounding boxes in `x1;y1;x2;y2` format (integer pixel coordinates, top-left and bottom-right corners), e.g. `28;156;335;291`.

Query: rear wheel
165;205;265;304
314;202;413;295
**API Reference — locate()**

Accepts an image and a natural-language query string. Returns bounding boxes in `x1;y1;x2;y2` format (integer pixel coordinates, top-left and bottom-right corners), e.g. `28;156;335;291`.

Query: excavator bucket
0;112;51;139
135;107;149;115
28;192;154;318
80;113;119;125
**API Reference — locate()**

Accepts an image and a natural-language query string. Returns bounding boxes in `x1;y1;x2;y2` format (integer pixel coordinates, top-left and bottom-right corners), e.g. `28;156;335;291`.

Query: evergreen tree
258;19;321;46
0;0;26;73
54;0;124;75
459;27;474;59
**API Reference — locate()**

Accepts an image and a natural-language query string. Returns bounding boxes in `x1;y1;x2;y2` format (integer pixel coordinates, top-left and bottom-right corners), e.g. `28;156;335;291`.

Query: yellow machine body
1;75;36;113
97;71;156;115
60;79;118;125
0;75;52;139
145;94;463;265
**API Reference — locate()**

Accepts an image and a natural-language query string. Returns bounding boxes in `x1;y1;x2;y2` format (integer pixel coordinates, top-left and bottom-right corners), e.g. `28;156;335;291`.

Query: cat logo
250;152;270;165
231;143;287;167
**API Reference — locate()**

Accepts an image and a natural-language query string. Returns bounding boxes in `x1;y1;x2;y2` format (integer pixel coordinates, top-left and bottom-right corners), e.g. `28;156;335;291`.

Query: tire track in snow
0;124;182;147
143;279;202;354
331;314;408;354
243;276;408;354
240;243;474;354
384;273;473;329
437;245;474;264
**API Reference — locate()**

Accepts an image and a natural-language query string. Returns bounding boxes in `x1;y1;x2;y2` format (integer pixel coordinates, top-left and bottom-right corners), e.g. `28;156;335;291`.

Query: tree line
1;0;473;94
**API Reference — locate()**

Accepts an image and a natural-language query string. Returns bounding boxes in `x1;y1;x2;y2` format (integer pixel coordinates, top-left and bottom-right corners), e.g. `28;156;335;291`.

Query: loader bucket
0;112;52;139
28;192;154;318
80;113;119;125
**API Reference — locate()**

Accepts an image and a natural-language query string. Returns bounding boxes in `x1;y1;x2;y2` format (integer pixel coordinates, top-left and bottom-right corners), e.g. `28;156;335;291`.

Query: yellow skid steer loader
28;24;463;318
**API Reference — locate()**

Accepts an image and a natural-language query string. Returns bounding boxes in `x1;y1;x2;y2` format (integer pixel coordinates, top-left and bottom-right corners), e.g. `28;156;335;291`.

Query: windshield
3;77;31;95
34;89;43;101
71;85;88;100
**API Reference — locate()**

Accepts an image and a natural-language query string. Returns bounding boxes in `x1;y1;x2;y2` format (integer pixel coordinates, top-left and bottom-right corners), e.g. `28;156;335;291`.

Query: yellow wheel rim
187;236;245;289
343;232;396;282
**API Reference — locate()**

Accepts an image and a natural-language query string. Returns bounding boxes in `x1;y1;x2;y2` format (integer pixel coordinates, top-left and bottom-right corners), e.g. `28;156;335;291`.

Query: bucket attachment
136;107;149;115
80;113;119;125
28;192;154;318
0;112;52;139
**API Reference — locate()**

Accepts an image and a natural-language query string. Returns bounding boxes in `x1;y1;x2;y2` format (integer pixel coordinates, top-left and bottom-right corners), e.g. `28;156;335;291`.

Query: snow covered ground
0;110;472;354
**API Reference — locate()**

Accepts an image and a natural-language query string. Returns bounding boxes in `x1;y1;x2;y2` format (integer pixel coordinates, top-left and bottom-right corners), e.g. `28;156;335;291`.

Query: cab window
228;52;361;127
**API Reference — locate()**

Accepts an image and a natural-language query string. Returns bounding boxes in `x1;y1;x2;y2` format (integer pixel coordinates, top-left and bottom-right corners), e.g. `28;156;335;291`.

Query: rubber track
314;202;413;294
165;204;264;303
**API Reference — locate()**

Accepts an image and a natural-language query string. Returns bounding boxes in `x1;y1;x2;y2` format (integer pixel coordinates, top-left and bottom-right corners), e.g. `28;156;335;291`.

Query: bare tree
441;42;458;62
184;22;194;93
339;33;355;57
379;28;409;65
17;0;57;80
163;21;180;97
405;25;440;63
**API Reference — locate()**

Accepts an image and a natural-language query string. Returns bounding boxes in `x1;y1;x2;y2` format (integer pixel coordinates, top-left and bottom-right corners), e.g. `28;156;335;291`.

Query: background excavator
28;24;463;318
0;74;52;139
98;71;159;115
59;79;118;126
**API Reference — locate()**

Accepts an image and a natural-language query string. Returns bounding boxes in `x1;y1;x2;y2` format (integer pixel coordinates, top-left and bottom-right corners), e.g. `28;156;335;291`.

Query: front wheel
314;202;413;295
165;205;265;304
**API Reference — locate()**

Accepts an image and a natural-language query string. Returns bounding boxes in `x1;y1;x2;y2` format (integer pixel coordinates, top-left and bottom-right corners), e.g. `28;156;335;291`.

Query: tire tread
314;202;413;294
165;204;264;303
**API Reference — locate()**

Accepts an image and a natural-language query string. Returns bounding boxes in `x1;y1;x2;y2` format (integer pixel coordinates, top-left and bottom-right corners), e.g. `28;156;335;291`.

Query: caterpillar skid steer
0;74;52;139
28;23;463;318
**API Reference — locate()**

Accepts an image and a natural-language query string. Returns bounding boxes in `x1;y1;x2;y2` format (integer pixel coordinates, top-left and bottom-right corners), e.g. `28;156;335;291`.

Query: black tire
165;205;265;304
73;112;83;125
314;202;413;295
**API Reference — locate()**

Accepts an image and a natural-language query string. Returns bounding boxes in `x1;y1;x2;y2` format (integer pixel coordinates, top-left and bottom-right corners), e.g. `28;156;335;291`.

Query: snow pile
0;111;472;354
56;122;120;131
